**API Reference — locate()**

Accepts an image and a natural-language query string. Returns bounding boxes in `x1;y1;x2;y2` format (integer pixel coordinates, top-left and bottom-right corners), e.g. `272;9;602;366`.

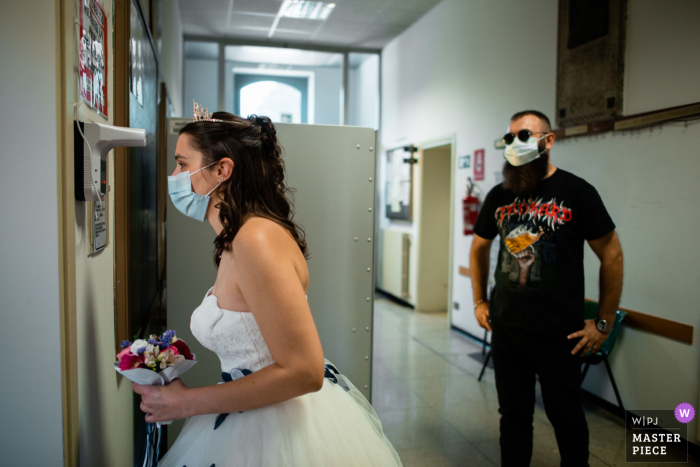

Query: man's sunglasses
503;129;550;145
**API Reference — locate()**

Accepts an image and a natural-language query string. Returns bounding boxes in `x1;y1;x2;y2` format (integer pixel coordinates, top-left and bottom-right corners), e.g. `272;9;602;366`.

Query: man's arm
587;230;624;325
470;234;493;331
568;230;623;356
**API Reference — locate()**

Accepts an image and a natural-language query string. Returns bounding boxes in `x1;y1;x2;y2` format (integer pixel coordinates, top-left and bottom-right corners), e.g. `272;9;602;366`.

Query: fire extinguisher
463;177;480;235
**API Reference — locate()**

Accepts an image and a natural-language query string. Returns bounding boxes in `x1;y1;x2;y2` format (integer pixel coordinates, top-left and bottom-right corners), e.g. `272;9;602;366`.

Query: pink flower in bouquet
119;352;144;371
143;351;157;369
116;330;194;373
157;348;184;370
171;339;194;360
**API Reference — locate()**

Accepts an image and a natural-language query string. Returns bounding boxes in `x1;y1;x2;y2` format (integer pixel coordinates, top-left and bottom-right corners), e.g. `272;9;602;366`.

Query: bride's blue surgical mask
168;161;222;222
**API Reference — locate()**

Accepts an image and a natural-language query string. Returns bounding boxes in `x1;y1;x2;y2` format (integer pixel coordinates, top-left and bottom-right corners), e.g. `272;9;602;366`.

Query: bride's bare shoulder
233;216;296;253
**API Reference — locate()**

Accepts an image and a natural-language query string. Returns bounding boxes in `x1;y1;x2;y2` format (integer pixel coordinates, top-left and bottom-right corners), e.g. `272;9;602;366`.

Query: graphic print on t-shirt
494;196;573;289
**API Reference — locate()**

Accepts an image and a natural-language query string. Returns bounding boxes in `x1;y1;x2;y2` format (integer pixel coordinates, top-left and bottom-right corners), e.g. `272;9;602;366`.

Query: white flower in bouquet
130;339;149;355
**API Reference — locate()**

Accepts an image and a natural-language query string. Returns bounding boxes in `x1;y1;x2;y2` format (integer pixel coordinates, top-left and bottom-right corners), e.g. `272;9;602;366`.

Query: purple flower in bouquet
161;330;177;344
120;340;132;349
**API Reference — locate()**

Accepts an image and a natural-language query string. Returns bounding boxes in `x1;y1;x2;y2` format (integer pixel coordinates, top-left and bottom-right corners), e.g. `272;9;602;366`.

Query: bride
131;105;403;466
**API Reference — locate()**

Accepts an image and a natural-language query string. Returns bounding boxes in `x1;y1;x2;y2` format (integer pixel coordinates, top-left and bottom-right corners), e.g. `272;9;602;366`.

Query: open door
165;121;378;445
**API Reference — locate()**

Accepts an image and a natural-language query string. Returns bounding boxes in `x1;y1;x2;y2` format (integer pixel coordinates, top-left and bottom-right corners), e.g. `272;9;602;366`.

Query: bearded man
470;110;624;466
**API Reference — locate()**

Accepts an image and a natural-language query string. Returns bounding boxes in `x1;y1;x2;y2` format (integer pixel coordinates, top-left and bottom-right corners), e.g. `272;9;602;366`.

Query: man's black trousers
490;323;590;466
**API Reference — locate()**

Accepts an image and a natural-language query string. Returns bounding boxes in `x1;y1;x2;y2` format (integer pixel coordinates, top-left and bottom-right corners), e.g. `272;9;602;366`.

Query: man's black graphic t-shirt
473;169;615;331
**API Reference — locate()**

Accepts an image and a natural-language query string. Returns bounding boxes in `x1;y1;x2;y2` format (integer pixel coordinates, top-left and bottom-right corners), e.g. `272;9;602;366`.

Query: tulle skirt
159;363;403;467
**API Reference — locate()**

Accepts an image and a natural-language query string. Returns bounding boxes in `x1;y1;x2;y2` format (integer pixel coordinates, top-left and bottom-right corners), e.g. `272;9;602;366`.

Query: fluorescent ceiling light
280;1;336;20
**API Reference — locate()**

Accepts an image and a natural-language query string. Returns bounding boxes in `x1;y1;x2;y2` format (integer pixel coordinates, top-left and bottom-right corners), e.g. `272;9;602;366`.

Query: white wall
379;0;557;308
161;0;184;116
380;0;700;442
0;1;64;464
184;57;218;115
348;54;380;129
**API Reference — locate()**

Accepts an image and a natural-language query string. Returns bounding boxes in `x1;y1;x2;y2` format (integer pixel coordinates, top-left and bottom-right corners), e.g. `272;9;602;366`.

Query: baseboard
450;324;490;349
375;288;415;309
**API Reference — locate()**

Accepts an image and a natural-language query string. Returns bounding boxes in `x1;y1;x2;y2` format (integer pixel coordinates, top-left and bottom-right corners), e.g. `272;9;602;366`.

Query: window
235;71;313;123
240;81;303;123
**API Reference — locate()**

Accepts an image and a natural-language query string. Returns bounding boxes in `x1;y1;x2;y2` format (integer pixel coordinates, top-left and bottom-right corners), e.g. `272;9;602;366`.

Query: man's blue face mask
167;161;221;222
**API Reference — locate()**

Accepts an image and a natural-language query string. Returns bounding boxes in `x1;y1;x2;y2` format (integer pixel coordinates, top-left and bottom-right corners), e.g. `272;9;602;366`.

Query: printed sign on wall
79;0;108;117
474;149;485;181
458;155;471;169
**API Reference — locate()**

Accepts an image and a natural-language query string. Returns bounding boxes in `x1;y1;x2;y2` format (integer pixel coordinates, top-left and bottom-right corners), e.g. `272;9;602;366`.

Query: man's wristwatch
595;318;611;334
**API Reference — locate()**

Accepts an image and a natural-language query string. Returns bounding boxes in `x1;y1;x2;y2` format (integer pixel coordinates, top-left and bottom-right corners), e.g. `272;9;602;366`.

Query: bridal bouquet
115;330;197;420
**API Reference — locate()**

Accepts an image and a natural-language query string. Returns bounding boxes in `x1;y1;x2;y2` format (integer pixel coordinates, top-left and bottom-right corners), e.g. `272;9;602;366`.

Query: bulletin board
385;146;415;221
555;0;626;127
78;0;108;117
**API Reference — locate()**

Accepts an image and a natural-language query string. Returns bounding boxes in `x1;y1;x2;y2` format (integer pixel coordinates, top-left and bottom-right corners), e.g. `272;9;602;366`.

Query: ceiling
178;0;443;49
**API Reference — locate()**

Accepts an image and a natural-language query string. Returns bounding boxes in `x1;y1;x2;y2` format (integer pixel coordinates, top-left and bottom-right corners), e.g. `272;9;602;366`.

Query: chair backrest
599;310;627;356
583;301;626;356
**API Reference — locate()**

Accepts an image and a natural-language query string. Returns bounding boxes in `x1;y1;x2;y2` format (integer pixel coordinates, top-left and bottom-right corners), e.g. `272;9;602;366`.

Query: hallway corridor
370;295;695;467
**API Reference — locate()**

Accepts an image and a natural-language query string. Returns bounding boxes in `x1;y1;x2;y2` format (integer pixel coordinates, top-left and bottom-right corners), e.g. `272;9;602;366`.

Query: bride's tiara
193;99;242;124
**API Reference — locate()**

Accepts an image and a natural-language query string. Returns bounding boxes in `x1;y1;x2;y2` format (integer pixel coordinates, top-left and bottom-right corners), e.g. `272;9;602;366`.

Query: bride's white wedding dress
159;287;403;467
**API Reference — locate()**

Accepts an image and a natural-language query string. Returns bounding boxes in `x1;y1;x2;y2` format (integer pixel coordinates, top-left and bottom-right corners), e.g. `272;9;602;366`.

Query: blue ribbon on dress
214;368;252;430
213;363;350;430
324;363;350;392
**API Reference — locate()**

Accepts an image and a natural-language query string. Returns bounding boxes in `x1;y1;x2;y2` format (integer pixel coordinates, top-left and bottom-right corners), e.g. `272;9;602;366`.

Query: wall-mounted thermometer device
74;121;147;201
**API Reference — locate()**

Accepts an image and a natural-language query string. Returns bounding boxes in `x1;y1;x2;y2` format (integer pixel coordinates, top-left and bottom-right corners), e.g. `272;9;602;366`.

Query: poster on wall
474;149;485;181
79;0;108;117
385;147;414;221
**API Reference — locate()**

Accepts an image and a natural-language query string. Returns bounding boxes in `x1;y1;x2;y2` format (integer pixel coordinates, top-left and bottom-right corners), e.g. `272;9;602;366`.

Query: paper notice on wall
92;199;107;253
79;0;108;117
389;181;401;212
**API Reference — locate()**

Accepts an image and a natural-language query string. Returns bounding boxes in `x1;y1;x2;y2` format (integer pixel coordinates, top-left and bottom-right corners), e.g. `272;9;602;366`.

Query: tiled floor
370;295;698;467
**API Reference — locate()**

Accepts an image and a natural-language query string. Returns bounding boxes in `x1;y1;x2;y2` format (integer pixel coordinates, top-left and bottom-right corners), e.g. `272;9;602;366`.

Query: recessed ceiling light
280;1;336;20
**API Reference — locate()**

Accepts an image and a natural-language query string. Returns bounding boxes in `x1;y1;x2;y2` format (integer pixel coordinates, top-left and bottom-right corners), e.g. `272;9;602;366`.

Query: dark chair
478;304;627;393
478;329;491;382
581;302;627;410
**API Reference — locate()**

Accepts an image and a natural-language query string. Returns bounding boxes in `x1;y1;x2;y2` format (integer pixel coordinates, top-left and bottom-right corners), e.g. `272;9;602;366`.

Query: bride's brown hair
179;112;308;267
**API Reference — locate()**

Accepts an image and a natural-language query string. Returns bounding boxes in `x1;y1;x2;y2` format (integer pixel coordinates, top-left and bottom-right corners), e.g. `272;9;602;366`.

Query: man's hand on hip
567;319;608;356
475;301;492;331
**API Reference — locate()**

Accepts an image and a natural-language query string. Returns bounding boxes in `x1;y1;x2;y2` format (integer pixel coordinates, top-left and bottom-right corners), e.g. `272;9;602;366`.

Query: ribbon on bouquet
139;421;162;467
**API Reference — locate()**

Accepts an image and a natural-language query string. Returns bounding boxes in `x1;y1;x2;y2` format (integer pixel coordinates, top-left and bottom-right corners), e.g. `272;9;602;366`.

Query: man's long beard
502;143;550;196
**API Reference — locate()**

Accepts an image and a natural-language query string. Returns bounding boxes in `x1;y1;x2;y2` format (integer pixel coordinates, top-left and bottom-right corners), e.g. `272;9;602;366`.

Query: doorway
415;142;453;313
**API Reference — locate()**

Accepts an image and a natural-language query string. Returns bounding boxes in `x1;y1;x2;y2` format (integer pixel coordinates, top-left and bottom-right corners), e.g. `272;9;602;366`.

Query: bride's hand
132;378;191;423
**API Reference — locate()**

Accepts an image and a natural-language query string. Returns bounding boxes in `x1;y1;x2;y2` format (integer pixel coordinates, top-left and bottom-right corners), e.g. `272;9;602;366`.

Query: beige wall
381;0;700;443
62;0;135;464
416;144;452;312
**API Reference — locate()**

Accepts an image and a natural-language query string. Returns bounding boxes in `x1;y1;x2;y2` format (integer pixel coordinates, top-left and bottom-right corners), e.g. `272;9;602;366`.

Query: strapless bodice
190;287;276;373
